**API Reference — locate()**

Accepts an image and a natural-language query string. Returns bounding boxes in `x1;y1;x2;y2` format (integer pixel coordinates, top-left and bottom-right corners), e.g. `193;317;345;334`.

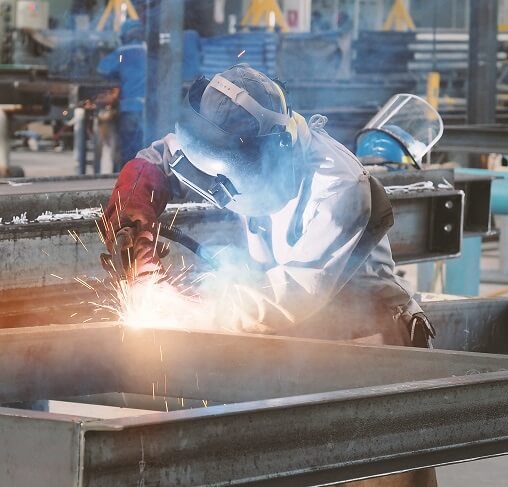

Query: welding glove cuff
406;312;436;349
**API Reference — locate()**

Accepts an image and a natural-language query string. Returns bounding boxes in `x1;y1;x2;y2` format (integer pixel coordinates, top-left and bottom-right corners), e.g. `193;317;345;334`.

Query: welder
102;64;438;486
97;19;146;169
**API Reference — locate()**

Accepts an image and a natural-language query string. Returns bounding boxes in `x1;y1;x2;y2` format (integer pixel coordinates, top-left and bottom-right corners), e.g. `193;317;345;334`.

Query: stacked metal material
200;32;277;78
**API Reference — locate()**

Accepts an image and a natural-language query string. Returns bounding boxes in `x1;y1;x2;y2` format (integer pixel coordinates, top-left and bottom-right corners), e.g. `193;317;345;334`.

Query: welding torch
100;222;217;283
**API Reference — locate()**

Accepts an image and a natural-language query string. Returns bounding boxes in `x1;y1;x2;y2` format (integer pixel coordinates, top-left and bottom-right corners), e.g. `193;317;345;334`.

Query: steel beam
0;204;238;290
80;372;508;486
377;168;492;235
3;324;508;404
437;124;508;154
0;181;465;290
421;297;508;353
0;175;116;221
388;189;463;264
2;325;508;485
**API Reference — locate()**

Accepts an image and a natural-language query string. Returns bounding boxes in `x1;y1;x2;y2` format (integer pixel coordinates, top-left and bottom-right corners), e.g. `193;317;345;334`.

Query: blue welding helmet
355;94;444;169
356;129;408;164
172;65;299;216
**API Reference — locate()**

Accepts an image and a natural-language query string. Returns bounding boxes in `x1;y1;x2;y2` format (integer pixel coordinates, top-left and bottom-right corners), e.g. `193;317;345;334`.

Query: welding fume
100;64;442;348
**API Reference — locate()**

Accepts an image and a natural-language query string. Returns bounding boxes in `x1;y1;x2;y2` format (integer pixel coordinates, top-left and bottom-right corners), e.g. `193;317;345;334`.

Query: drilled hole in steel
445;200;454;209
444;224;453;232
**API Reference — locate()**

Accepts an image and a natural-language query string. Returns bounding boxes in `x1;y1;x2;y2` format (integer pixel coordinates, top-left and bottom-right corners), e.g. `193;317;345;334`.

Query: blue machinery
445;168;508;294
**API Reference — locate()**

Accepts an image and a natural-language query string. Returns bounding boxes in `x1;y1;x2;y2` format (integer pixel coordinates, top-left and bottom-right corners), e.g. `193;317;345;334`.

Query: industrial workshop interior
4;0;508;485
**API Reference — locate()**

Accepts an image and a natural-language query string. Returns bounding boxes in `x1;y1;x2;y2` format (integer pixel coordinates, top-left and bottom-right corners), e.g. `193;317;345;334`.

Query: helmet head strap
208;74;290;136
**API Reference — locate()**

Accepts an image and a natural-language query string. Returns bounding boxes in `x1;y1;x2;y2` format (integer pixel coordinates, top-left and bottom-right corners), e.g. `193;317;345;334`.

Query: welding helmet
171;64;299;216
355;94;443;169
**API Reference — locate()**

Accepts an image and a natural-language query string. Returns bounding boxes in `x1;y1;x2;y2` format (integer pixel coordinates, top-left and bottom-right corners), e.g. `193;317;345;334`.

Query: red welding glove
100;158;171;277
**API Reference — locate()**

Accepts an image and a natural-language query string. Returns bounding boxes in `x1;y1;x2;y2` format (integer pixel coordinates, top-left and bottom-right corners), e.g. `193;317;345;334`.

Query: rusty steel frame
2;324;508;486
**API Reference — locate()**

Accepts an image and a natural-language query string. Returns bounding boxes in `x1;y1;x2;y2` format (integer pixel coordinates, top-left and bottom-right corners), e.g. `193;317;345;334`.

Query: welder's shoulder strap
343;175;394;278
366;175;394;237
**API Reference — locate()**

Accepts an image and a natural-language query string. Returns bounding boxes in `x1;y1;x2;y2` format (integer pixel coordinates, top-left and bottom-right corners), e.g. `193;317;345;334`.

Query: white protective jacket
137;112;422;340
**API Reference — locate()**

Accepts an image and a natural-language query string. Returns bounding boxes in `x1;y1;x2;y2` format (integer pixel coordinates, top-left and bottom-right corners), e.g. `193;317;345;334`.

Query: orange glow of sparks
104;272;214;331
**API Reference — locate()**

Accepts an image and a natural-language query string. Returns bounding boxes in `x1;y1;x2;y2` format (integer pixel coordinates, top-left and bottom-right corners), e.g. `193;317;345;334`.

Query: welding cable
159;223;217;269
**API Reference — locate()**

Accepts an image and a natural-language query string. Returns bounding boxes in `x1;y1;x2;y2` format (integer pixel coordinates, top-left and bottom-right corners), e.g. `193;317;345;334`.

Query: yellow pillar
383;0;415;31
426;71;440;109
97;0;139;32
241;0;288;32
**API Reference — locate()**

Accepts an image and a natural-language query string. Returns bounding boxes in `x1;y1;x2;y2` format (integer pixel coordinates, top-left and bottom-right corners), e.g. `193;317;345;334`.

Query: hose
159;223;217;269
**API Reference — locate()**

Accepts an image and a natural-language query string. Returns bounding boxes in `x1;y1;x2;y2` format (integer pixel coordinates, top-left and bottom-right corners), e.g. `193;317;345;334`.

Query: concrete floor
10;148;83;178
6;148;508;484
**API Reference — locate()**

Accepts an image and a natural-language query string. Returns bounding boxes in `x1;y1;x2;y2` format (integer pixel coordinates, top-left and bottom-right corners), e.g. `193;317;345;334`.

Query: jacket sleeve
97;49;121;78
352;235;423;315
231;174;372;333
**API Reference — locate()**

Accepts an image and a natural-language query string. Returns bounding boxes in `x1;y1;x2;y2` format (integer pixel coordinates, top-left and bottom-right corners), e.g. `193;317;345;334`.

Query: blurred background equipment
96;0;139;32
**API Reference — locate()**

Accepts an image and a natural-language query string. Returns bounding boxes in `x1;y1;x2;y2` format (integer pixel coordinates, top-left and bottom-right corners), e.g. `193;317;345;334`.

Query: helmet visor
363;94;444;163
172;77;294;215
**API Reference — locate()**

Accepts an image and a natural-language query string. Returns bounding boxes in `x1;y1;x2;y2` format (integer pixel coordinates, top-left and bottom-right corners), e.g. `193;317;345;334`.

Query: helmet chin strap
208;75;291;136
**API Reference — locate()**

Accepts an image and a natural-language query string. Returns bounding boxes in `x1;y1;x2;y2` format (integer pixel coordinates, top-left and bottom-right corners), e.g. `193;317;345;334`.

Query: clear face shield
361;94;444;168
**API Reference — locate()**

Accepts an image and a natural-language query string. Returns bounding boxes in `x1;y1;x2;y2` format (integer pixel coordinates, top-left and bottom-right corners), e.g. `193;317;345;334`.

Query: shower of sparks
212;244;231;259
202;400;208;407
70;312;78;317
169;208;179;230
150;190;154;203
73;231;89;252
68;229;77;242
50;273;63;280
94;268;215;331
87;219;277;338
115;202;122;229
237;49;246;58
153;222;162;258
74;277;94;291
41;249;50;256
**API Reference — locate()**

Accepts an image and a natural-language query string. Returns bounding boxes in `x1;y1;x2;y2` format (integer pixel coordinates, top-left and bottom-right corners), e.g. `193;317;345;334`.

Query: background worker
97;19;146;170
101;64;437;486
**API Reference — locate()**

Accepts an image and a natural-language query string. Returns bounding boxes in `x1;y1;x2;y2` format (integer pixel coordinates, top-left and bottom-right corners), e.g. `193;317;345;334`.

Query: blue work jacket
97;41;147;113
